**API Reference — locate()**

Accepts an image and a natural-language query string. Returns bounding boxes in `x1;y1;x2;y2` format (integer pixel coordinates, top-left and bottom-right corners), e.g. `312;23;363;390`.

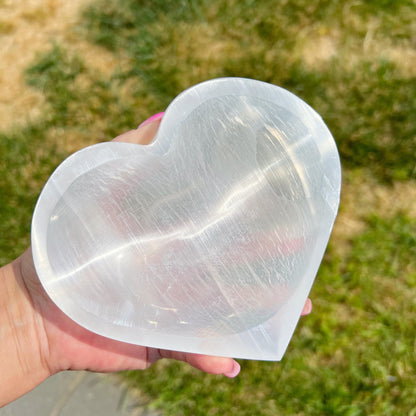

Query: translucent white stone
31;78;341;360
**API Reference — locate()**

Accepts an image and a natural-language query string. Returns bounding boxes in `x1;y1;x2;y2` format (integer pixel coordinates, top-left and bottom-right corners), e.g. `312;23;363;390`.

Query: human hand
1;113;312;406
17;113;242;376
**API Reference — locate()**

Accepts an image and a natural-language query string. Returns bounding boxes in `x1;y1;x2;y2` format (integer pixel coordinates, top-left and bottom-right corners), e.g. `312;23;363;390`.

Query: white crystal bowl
32;78;341;360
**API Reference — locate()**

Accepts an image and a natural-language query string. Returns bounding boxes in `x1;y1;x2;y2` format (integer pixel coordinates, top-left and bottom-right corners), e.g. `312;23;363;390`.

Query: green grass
1;0;416;414
82;0;416;181
122;214;416;416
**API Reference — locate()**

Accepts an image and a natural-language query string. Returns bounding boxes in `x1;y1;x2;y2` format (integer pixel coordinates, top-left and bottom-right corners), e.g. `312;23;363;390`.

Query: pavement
0;371;159;416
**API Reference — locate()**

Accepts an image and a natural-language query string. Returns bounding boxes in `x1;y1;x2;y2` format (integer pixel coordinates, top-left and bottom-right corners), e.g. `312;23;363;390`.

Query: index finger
112;113;164;145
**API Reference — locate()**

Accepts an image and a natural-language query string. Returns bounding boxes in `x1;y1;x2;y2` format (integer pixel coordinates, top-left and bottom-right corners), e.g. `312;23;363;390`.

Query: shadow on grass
0;0;415;414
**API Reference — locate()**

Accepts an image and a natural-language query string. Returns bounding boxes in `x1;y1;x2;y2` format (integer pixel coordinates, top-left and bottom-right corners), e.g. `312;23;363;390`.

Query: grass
0;0;415;414
82;0;416;181
122;213;416;416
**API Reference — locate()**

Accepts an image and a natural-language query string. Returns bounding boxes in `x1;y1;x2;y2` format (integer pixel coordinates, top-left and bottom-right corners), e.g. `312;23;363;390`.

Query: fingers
137;112;165;129
301;298;312;316
153;296;312;377
112;112;164;145
158;350;241;378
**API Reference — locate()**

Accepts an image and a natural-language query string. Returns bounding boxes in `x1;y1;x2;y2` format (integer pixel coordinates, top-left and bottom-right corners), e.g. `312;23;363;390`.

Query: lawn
0;0;415;415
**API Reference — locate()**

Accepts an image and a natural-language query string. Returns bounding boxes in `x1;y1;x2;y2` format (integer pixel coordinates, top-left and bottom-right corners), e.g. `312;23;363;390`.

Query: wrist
0;250;52;406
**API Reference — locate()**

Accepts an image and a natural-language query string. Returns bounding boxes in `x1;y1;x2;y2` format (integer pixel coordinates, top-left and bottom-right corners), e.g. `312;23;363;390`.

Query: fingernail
224;361;241;378
304;298;312;315
137;112;164;128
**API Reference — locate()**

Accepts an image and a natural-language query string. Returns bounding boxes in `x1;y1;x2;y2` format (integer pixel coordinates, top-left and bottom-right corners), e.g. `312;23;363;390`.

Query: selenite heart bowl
31;78;341;360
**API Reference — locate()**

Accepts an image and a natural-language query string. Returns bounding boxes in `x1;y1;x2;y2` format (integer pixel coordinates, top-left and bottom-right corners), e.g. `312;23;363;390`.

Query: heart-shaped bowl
32;78;341;360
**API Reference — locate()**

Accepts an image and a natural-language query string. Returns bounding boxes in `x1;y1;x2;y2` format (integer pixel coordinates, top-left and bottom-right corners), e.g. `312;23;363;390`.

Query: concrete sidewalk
0;371;159;416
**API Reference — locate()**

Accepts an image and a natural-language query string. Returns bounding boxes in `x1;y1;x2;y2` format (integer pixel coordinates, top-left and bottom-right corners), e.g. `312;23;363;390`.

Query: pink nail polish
303;298;312;315
224;361;241;378
137;112;165;128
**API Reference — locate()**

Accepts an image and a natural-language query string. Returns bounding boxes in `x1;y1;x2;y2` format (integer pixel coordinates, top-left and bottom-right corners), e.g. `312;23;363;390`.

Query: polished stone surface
32;78;341;360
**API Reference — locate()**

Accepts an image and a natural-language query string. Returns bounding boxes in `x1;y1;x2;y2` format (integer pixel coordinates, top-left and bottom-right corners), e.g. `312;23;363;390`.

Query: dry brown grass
332;174;416;255
0;0;82;128
0;0;120;130
298;16;416;76
1;0;414;246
